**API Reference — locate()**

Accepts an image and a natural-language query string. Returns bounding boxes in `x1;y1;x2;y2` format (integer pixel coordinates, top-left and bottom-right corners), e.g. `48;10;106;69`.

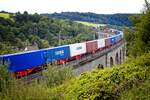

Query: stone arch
120;49;122;64
110;57;114;67
115;52;119;64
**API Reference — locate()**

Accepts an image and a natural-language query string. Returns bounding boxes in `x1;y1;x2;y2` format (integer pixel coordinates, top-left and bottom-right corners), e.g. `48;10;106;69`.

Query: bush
0;64;24;99
0;64;74;99
49;52;150;100
42;64;74;88
120;79;150;100
1;53;150;99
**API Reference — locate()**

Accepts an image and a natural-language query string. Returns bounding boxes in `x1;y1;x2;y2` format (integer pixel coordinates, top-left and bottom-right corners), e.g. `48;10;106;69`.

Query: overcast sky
0;0;146;14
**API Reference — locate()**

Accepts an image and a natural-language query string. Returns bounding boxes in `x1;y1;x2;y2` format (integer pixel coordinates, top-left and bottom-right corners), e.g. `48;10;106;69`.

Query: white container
97;38;105;48
69;42;86;57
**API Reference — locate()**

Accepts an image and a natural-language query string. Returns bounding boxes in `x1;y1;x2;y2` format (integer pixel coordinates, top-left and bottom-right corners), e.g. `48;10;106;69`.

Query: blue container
2;50;46;72
115;35;119;42
118;34;121;41
46;45;70;62
110;37;116;45
115;31;120;35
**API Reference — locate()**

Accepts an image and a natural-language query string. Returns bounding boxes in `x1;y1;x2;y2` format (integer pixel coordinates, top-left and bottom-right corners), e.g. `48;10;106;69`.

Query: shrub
50;52;150;100
0;64;74;99
42;64;74;88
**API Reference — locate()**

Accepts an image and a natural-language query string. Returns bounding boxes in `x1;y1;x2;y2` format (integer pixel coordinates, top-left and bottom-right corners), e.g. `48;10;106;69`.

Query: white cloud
0;0;145;14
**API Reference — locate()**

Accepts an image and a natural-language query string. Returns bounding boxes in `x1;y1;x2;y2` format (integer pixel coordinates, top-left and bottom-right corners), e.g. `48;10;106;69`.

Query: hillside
0;13;10;19
75;21;107;27
0;12;96;55
42;12;136;26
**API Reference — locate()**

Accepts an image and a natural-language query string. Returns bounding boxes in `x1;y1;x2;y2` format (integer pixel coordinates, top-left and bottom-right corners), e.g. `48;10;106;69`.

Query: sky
0;0;146;14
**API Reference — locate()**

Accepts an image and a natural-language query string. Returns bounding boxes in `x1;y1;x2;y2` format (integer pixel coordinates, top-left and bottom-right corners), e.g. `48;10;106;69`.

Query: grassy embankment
75;21;126;30
75;21;107;27
0;13;10;19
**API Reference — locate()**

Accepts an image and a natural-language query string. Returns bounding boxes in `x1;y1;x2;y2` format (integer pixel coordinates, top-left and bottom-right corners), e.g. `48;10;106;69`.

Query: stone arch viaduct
69;42;127;74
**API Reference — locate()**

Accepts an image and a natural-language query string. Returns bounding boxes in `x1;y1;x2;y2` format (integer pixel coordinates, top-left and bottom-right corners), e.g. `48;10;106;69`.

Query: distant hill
42;12;136;26
0;13;10;19
0;11;14;19
0;12;95;54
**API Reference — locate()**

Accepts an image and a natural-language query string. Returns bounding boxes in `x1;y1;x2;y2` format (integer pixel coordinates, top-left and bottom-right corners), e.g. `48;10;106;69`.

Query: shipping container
3;49;46;72
115;31;120;35
117;34;121;42
86;40;98;53
120;32;123;39
46;45;70;62
105;38;111;47
110;36;116;45
116;34;122;42
115;35;119;42
69;43;86;57
97;38;105;49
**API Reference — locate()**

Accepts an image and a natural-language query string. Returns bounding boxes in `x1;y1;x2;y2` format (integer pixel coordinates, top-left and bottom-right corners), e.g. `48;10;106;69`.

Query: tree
128;1;150;56
145;0;150;10
135;9;150;54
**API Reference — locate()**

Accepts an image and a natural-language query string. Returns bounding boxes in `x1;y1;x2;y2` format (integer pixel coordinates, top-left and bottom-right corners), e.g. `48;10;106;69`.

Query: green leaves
0;12;95;54
126;2;150;57
51;53;150;100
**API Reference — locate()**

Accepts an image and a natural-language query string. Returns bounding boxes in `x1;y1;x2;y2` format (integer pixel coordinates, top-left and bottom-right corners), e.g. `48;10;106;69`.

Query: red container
86;40;98;53
105;38;111;47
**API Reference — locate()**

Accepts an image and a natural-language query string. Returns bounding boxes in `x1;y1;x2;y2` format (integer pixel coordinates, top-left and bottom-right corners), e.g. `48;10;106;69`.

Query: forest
0;11;95;54
43;12;135;26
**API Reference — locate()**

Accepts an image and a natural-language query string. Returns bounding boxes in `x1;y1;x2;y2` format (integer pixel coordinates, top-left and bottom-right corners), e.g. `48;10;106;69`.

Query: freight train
0;31;123;77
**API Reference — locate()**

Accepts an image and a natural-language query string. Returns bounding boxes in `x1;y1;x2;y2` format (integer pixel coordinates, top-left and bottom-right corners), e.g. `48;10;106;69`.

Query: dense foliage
0;11;95;54
134;9;150;55
43;12;134;26
49;52;150;100
0;64;74;99
0;52;150;99
124;2;150;57
120;79;150;100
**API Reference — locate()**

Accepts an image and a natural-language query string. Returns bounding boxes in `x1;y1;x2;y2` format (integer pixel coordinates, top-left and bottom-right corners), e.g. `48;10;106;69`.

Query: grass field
0;13;10;19
75;21;107;27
